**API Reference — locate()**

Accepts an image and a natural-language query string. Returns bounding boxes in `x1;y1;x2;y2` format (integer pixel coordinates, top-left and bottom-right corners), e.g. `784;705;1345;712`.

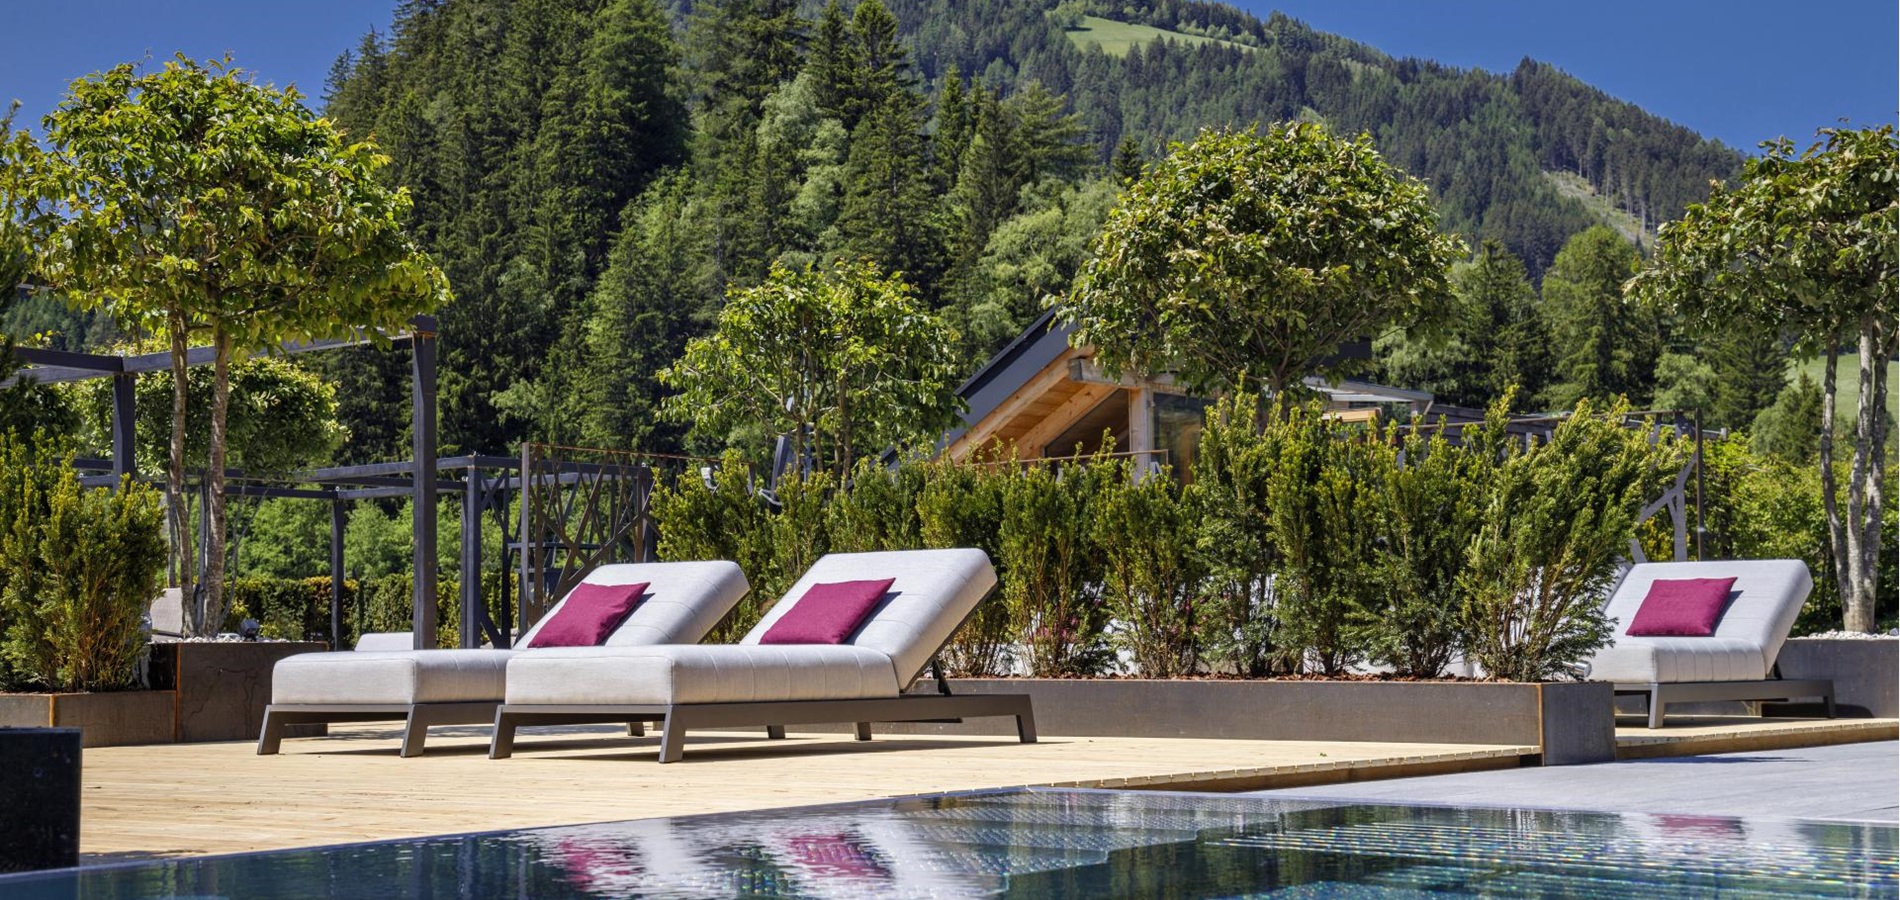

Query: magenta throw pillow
524;581;650;648
1625;577;1738;637
758;578;896;645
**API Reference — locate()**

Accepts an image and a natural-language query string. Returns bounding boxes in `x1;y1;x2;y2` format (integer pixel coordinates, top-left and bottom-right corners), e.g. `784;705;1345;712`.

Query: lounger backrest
1603;559;1813;672
518;560;750;647
740;548;998;687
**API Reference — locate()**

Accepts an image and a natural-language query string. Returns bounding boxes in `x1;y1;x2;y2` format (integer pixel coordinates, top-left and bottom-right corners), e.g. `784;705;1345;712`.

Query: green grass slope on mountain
1063;15;1255;57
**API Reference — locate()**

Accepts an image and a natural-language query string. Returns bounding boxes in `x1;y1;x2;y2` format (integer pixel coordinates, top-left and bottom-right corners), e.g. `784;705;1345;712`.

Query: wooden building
943;312;1432;475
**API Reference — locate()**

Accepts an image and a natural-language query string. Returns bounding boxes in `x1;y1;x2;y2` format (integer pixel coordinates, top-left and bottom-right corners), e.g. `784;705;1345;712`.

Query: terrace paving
1252;739;1900;823
77;714;1895;864
78;725;1530;863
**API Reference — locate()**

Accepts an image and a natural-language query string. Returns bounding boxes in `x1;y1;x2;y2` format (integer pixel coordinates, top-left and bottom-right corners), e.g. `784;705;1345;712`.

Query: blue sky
1;1;1894;153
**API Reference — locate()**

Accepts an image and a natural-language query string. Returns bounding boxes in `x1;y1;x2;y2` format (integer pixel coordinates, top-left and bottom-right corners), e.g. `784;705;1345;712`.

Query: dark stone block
0;727;81;873
859;678;1613;766
150;642;328;742
1765;638;1898;718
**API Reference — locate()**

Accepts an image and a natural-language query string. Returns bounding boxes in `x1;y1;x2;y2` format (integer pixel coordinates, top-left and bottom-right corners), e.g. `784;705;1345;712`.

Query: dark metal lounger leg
490;711;518;760
766;725;786;740
854;722;873;742
1016;701;1038;744
1824;689;1837;719
257;708;287;755
628;722;645;737
658;712;687;764
400;708;430;758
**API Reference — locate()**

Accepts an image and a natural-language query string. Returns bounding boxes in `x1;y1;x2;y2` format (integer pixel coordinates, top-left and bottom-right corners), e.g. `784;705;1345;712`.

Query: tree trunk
1842;317;1890;632
1817;344;1850;627
167;311;198;635
201;327;234;638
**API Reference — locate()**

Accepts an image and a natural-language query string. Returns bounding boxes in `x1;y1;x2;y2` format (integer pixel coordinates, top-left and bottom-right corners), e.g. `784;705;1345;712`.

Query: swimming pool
5;788;1893;898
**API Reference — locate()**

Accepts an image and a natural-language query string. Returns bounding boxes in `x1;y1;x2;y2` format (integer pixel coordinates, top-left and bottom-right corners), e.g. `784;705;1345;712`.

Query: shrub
0;438;166;692
650;451;775;641
1460;400;1685;681
1364;404;1508;677
999;458;1113;676
1093;460;1206;676
825;457;926;553
1186;390;1284;676
917;459;1012;675
1264;403;1382;675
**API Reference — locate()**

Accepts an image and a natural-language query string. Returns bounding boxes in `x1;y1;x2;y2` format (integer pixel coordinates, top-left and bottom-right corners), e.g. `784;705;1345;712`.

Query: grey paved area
1252;740;1899;822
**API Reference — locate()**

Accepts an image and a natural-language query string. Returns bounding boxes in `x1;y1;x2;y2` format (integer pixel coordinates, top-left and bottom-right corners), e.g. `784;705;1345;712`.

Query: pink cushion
1625;577;1738;637
758;578;895;645
524;581;649;648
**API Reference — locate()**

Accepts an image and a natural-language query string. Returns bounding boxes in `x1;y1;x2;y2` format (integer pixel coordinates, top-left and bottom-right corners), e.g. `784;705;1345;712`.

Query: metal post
1693;409;1705;559
1127;385;1154;481
330;498;346;649
518;442;535;635
110;373;135;484
460;467;483;649
409;318;439;650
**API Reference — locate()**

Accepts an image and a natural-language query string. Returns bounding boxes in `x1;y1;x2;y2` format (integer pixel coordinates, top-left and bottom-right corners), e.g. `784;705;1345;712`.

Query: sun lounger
258;560;749;756
489;548;1036;762
1586;559;1834;728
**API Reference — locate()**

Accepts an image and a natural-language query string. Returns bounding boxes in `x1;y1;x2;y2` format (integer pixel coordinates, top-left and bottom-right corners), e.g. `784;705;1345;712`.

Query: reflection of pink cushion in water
1655;814;1743;837
788;833;889;879
556;837;644;892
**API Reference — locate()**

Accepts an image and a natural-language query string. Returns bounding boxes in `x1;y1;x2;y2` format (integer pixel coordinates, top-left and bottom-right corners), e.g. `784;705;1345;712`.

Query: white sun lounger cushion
271;560;749;706
504;644;901;706
741;548;998;686
1586;559;1812;684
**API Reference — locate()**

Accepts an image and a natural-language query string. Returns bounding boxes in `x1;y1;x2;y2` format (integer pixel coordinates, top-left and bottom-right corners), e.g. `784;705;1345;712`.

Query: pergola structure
4;316;467;649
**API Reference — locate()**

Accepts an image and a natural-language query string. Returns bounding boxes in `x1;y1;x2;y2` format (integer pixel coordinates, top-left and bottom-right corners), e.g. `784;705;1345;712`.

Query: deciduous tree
10;57;447;636
1632;125;1897;632
1060;124;1462;397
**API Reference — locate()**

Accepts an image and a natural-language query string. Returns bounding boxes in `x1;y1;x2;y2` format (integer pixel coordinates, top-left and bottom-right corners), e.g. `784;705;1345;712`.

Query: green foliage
1093;461;1206;676
1539;226;1656;409
1184;390;1282;676
221;572;504;648
915;459;1011;675
1378;240;1547;411
1634;125;1897;631
825;457;925;553
1752;375;1825;464
1461;400;1685;681
998;458;1114;676
0;437;165;692
1366;408;1506;677
8;55;447;637
1062;124;1462;396
649;451;776;641
659;260;963;475
77;355;344;477
1261;404;1384;675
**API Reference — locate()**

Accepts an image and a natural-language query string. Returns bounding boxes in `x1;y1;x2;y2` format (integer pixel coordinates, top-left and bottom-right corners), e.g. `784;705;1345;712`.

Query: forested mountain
310;0;1743;460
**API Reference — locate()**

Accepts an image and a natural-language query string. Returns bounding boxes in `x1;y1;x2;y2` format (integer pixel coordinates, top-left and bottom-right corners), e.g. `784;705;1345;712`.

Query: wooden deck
80;724;1531;863
1615;715;1898;759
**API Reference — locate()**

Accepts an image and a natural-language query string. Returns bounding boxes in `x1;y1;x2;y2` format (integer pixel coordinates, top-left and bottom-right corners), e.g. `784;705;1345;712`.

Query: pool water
5;788;1893;898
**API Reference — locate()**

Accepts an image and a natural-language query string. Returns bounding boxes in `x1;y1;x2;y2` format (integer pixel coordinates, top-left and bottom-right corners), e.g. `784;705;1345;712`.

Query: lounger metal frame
488;688;1037;762
257;701;501;758
1614;677;1835;729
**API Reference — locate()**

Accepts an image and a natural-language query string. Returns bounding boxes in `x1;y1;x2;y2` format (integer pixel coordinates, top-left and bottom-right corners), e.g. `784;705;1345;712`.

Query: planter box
1765;638;1898;718
0;727;81;873
863;678;1615;766
149;642;329;742
0;691;174;747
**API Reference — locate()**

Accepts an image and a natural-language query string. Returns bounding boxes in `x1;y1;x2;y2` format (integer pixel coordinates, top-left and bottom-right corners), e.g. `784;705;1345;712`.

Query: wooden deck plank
79;724;1530;863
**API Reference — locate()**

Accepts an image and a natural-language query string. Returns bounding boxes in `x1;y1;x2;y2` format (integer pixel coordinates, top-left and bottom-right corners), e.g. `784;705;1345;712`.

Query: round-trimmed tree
1058;123;1462;397
7;57;448;636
